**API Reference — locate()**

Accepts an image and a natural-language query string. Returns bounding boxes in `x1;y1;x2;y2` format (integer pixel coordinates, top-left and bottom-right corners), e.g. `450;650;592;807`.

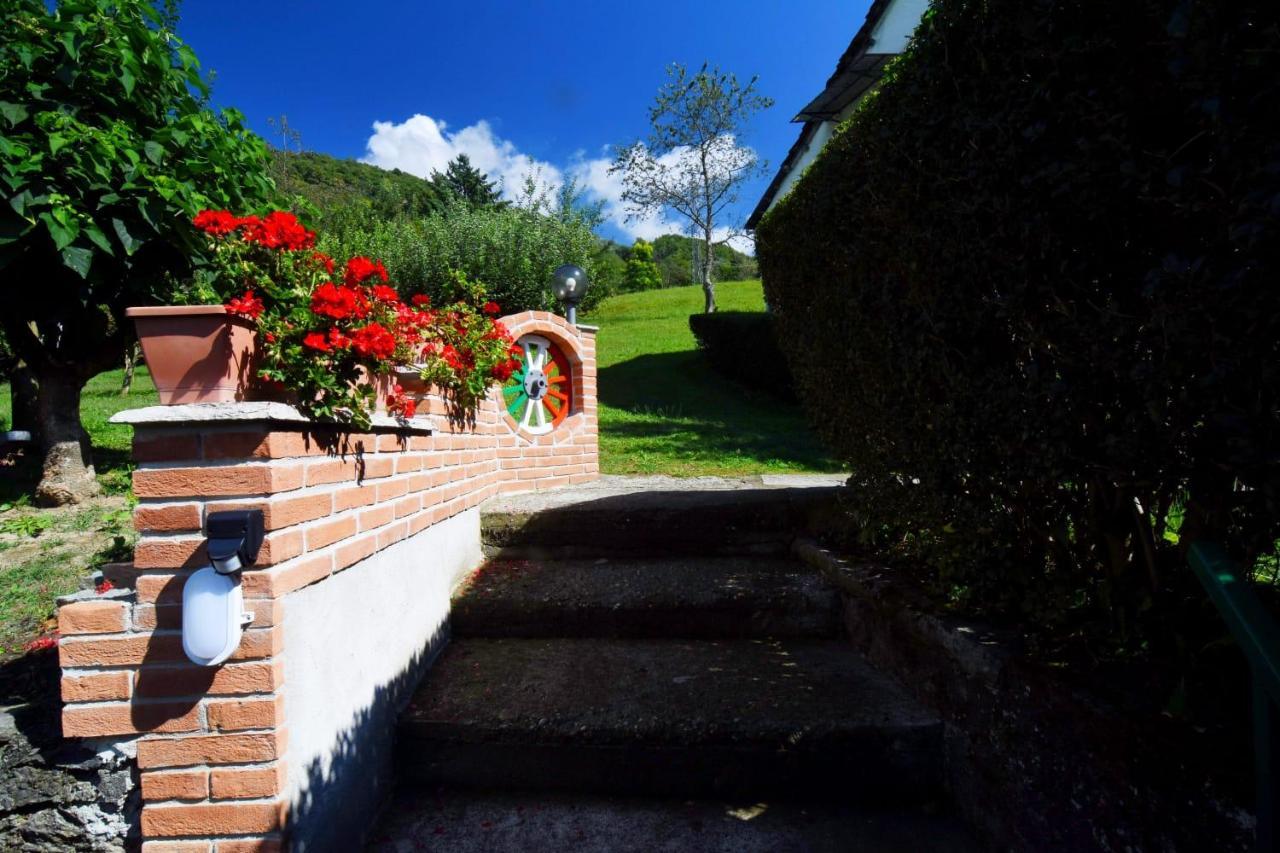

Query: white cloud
362;114;562;202
362;114;755;253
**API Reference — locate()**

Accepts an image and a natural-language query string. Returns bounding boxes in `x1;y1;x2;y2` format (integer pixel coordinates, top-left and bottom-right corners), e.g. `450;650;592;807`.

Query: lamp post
551;264;589;325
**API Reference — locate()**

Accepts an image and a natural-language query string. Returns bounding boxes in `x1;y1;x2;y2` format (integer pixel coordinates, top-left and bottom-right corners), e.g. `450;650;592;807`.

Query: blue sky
177;0;870;246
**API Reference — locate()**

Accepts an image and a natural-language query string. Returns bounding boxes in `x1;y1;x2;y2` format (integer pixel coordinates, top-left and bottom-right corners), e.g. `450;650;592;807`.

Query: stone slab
399;638;941;802
110;401;433;433
366;789;980;853
452;556;840;639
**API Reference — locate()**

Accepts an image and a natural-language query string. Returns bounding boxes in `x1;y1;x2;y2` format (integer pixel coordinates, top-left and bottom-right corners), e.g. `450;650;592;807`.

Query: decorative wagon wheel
501;334;572;435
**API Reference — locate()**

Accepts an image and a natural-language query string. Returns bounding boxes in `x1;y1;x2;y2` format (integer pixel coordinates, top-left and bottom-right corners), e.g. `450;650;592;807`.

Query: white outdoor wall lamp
182;510;262;666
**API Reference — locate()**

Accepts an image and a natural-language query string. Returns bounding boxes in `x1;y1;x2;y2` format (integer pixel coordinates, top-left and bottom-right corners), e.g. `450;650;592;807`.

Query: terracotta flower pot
126;306;258;405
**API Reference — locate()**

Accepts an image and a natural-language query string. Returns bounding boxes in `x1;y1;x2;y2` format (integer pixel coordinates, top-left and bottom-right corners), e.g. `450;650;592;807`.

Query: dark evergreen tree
432;154;504;207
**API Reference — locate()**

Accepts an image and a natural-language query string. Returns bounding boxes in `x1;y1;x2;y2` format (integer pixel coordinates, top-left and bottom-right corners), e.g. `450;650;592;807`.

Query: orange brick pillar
55;311;597;851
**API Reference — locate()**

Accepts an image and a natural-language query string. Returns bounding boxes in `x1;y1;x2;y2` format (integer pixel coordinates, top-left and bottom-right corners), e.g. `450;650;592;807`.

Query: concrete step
398;638;942;803
451;556;842;640
367;789;981;853
481;475;841;558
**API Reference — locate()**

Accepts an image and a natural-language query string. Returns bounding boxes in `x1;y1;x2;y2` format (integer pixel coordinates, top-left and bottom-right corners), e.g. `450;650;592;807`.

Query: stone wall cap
109;401;434;434
575;323;600;332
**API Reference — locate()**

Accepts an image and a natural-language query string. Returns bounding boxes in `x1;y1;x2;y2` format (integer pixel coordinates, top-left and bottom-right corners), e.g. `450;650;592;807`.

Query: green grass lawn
583;280;839;476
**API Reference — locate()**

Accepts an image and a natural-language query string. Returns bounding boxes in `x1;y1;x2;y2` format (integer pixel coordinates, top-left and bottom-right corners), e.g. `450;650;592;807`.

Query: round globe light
551;264;589;324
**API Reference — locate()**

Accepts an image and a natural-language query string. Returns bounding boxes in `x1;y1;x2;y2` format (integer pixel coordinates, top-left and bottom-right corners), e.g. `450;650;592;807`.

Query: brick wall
56;313;596;851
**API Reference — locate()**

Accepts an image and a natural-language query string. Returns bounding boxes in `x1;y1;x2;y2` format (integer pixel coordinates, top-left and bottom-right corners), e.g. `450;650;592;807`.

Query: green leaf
83;222;113;254
112;217;142;255
143;141;164;165
49;134;68;156
61;245;93;277
9;190;34;217
59;31;80;61
39;211;78;250
121;67;136;97
0;102;28;127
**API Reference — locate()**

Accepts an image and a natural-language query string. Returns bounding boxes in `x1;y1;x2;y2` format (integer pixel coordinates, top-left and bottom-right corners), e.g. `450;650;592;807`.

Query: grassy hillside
583;280;838;476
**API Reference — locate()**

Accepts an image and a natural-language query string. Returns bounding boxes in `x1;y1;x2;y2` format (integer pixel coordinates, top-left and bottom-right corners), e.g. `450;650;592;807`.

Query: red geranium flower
193;209;238;235
241;210;315;251
371;284;400;304
312;252;336;274
344;256;389;286
482;301;501;316
327;327;352;350
302;331;331;352
350;323;397;360
311;282;360;320
226;289;265;320
95;579;115;595
411;294;431;307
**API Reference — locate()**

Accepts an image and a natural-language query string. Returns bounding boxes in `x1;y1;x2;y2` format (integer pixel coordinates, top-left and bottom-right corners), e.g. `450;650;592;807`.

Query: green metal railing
1189;542;1280;852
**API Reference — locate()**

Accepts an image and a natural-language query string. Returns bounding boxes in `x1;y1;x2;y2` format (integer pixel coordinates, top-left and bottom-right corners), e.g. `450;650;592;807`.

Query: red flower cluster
386;384;417;419
95;579;115;594
345;256;388;286
482;301;501;316
193;209;239;235
226;289;265;320
195;209;315;251
311;282;368;320
25;634;58;652
351;323;397;360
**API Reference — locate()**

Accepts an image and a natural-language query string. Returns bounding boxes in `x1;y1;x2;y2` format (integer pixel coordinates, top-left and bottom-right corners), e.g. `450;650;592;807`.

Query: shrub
757;0;1280;638
317;202;602;314
688;312;794;401
623;239;662;292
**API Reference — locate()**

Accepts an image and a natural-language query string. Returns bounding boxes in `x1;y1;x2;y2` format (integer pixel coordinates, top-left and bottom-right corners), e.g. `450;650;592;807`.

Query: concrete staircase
370;478;979;851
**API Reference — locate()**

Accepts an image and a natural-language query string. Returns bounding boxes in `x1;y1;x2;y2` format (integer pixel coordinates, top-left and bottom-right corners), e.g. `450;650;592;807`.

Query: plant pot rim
126;305;230;318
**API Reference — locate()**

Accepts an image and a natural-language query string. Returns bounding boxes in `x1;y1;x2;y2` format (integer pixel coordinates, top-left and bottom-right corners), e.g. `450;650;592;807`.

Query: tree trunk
9;361;39;441
701;233;717;314
33;367;99;506
120;341;140;396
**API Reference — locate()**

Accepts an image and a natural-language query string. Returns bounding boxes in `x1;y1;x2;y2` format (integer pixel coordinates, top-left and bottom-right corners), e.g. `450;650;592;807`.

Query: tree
612;63;772;312
624;239;662;292
431;154;504;208
0;0;276;504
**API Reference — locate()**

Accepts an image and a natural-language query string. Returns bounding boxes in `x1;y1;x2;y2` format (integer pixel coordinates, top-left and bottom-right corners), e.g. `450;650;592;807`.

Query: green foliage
318;203;603;315
270;150;449;223
433;153;504;208
758;0;1280;641
651;234;757;288
623;239;662;292
0;0;276;365
688;311;793;401
0;513;52;538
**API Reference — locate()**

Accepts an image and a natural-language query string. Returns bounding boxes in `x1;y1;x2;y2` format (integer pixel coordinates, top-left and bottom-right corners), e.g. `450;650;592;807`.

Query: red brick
210;763;286;799
206;696;285;732
133;538;205;570
395;453;424;474
142;769;209;802
335;532;377;571
359;504;395;532
137;731;287;770
242;553;332;598
334;483;377;511
376;477;409;501
258;529;304;565
394;495;421;519
60;633;183;667
137;573;186;605
133;464;303;499
202;431;320;460
134;503;202;533
133;433;201;463
305;514;356;550
63;701;202;737
306;454;393;486
134;660;284;699
58;600;128;635
62;671;132;703
376;433;407;452
207;493;332;531
141;800;286;836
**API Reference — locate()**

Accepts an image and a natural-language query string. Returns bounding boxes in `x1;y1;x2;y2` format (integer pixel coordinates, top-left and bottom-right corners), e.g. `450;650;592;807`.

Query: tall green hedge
757;0;1280;635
